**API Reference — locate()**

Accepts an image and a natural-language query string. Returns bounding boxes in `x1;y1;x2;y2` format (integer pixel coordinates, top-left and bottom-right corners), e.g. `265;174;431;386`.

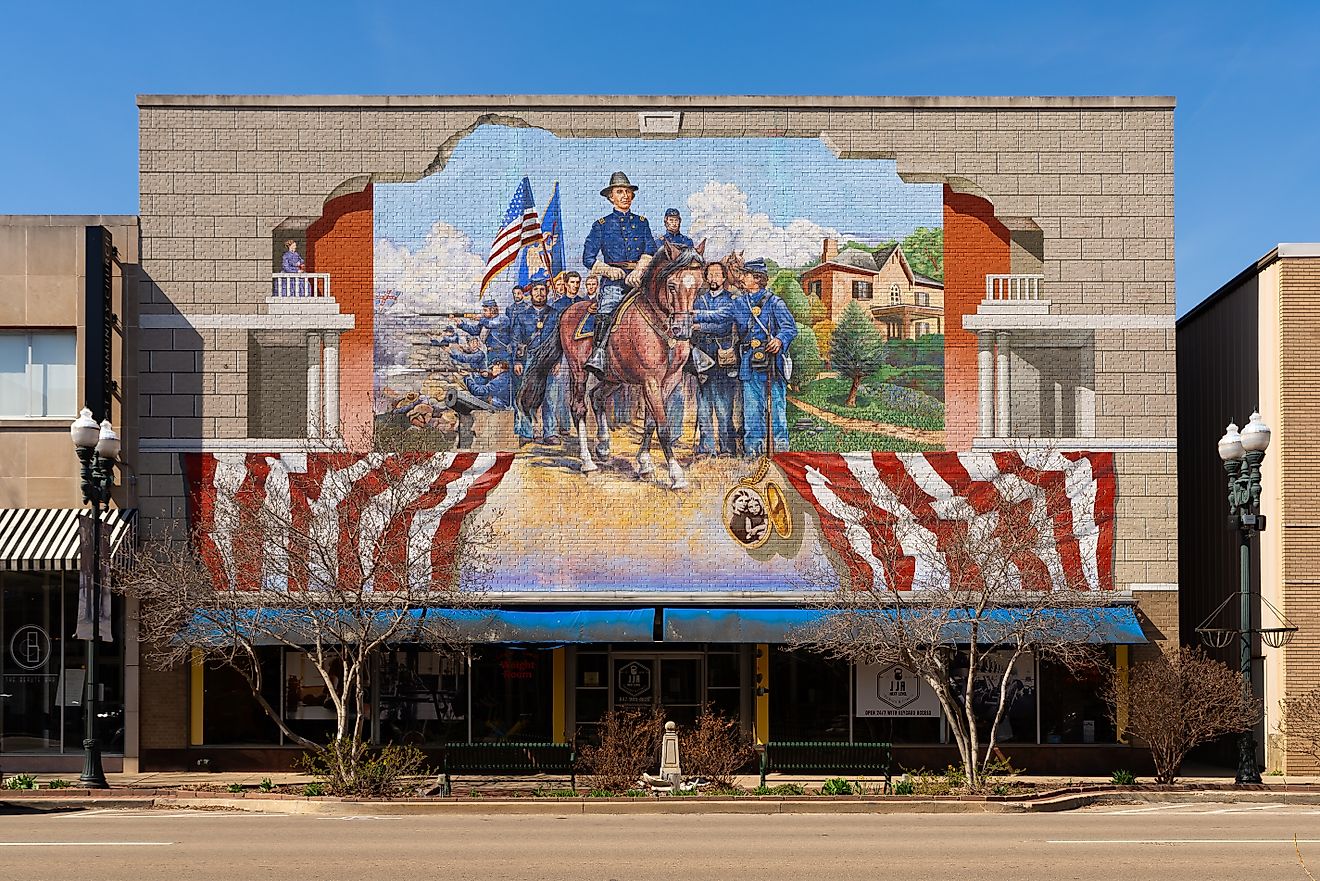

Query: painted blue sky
375;125;941;251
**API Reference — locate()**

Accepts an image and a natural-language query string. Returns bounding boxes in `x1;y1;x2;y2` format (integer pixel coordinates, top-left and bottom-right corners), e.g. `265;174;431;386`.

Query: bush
47;779;72;789
302;782;325;797
578;705;666;793
892;777;915;796
226;783;244;793
680;704;754;788
3;774;37;790
820;777;854;796
295;738;431;798
258;777;276;792
1110;769;1137;786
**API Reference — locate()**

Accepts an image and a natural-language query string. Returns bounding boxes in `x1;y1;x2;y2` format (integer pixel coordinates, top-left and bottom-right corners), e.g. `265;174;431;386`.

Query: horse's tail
516;331;564;416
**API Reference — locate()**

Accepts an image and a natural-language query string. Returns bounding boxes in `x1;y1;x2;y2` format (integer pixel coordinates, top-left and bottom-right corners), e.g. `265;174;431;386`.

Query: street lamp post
1216;412;1273;785
69;407;120;790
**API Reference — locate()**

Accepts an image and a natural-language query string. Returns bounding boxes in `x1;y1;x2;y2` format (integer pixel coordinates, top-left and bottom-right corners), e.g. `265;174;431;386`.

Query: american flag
774;451;1116;593
184;452;513;592
482;177;542;294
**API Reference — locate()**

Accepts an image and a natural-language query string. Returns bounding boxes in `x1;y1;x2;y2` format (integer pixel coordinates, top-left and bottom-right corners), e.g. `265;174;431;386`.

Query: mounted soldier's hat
600;171;639;198
664;208;681;218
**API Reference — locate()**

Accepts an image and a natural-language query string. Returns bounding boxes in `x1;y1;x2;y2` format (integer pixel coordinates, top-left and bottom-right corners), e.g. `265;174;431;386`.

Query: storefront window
952;650;1037;745
1039;650;1115;744
378;648;467;746
202;650;281;745
1;572;123;754
470;647;551;742
770;647;850;740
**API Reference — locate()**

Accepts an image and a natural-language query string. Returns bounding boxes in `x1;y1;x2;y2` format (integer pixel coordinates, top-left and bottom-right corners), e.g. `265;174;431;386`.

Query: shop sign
9;625;52;671
615;661;653;706
499;656;536;680
856;663;941;718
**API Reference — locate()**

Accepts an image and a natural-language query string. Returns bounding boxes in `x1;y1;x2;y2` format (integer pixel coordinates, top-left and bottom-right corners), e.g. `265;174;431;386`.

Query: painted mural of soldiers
692;261;739;457
581;171;656;377
505;285;528;321
731;258;797;456
464;360;513;410
459;296;513;368
656;208;694;249
510;270;561;443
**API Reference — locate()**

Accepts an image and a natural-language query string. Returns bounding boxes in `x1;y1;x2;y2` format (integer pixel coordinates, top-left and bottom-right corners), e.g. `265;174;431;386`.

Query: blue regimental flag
541;182;565;278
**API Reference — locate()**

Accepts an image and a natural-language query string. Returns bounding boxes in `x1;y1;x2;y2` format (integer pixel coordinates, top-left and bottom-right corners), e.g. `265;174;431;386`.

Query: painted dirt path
786;394;943;446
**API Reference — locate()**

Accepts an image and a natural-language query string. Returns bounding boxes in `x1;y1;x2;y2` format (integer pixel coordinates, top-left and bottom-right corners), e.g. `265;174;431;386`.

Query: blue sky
3;0;1317;314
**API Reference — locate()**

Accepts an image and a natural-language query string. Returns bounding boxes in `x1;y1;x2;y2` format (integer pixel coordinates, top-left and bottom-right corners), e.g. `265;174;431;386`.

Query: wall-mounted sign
856;662;941;718
615;660;653;706
9;625;52;671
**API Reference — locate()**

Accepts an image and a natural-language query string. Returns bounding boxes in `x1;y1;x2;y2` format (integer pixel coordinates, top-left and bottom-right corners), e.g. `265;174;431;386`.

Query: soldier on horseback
581;171;656;377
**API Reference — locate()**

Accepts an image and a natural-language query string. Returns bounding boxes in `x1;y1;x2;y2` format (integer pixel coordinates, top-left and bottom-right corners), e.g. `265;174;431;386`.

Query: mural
240;125;1116;594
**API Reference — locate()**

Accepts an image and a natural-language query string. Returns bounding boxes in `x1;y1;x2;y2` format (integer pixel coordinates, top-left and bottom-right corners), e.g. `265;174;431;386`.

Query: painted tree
787;324;822;391
902;227;944;282
1105;647;1258;783
117;441;499;787
806;294;827;325
771;270;813;325
792;448;1113;790
828;300;886;407
813;319;836;365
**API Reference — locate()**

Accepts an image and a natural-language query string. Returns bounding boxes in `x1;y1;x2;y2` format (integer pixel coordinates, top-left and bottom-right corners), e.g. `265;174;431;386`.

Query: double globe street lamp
1201;412;1297;785
69;407;120;789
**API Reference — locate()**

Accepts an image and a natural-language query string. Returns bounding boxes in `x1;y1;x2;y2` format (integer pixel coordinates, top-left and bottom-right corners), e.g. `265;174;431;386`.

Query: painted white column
306;332;323;439
322;331;340;438
995;332;1012;438
1075;386;1096;437
1053;381;1065;437
977;334;995;438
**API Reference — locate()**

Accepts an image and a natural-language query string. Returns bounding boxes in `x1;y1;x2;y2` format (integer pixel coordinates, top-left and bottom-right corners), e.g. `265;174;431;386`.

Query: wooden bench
441;742;576;795
758;741;893;792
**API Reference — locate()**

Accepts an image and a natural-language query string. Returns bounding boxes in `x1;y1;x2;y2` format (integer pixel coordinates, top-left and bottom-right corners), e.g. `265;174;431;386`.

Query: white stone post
659;720;682;789
322;331;340;439
977;334;994;438
306;332;323;440
995;332;1012;438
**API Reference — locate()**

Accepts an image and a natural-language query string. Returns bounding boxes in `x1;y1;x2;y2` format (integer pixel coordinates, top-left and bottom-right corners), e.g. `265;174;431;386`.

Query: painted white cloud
374;221;488;316
685;181;839;268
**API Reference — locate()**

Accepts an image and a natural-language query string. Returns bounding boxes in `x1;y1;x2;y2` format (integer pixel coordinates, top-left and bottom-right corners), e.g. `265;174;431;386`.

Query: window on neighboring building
808;280;822;297
0;332;77;418
915;322;929;336
916;291;929;306
852;281;872;300
889;283;901;305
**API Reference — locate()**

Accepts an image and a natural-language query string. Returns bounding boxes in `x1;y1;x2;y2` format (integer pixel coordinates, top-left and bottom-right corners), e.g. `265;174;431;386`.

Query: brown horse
518;242;706;489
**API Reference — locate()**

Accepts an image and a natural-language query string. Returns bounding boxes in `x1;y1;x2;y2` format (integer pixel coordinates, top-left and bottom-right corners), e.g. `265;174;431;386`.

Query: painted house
800;238;944;339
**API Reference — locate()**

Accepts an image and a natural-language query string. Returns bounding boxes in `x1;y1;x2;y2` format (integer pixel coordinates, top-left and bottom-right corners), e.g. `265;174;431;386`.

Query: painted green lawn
797;375;945;432
786;403;941;453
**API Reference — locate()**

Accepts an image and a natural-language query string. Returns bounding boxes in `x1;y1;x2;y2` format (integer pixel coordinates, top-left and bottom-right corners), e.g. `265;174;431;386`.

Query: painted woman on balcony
281;239;305;274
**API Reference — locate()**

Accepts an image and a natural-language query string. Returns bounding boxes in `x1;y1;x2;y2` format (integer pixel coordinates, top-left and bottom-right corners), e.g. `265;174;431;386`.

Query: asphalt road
3;803;1320;881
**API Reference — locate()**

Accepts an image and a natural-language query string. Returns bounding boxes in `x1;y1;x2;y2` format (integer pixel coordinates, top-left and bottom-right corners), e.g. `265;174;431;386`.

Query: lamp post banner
75;514;113;642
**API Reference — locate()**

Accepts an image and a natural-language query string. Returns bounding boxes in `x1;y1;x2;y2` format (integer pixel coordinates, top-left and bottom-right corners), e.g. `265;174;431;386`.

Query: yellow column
1115;645;1129;743
189;649;205;746
552;647;567;744
755;644;770;745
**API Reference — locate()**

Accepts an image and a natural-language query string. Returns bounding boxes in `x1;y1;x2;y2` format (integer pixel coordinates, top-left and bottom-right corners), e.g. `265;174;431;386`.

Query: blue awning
663;606;1147;645
189;607;656;645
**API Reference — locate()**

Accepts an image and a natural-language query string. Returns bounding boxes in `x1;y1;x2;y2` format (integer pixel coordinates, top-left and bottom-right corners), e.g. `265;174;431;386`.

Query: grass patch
750;783;807;796
799;376;944;431
787;403;940;453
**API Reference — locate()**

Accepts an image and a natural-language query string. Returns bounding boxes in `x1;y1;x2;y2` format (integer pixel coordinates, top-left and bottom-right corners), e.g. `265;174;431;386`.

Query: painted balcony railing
985;274;1045;302
271;272;331;299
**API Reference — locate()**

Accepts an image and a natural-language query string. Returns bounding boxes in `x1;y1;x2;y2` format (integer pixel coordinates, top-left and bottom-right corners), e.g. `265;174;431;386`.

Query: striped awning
0;508;137;572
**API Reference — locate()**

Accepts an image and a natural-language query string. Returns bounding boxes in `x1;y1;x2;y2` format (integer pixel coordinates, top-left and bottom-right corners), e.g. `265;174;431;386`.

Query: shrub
892;777;915;796
820;778;854;796
578;705;666;793
295;738;431;798
226;783;244;793
258;777;276;792
3;774;37;790
1110;769;1137;786
680;704;754;788
302;782;325;797
46;779;72;789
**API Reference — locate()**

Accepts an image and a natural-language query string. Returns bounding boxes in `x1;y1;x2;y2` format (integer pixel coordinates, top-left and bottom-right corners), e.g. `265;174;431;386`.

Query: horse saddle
573;292;639;340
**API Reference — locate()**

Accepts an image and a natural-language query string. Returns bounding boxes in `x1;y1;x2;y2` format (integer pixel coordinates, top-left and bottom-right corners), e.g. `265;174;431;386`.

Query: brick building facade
120;95;1178;771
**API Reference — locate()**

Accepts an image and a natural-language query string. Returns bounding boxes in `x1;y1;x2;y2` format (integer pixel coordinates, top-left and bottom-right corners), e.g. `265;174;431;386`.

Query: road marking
1208;804;1285;813
0;842;174;847
1102;804;1200;814
1049;839;1320;845
315;815;405;821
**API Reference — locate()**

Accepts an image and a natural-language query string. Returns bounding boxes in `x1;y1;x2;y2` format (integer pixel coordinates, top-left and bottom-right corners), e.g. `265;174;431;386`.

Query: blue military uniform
450;348;487;371
656;208;693;249
464;369;512;410
509;297;560;439
582;210;656;280
730;265;798;456
458;306;513;368
692;288;739;456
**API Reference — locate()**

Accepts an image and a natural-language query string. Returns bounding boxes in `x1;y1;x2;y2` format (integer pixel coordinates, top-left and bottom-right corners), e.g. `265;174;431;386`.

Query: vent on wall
638;111;682;135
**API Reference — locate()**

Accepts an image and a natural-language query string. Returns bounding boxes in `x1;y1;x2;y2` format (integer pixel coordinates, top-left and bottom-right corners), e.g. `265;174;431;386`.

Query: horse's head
721;250;745;287
645;240;706;340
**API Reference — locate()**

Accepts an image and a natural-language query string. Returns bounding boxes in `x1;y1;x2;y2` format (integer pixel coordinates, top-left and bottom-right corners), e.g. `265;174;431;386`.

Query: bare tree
1278;686;1320;773
118;442;501;784
1105;646;1259;784
791;449;1114;790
